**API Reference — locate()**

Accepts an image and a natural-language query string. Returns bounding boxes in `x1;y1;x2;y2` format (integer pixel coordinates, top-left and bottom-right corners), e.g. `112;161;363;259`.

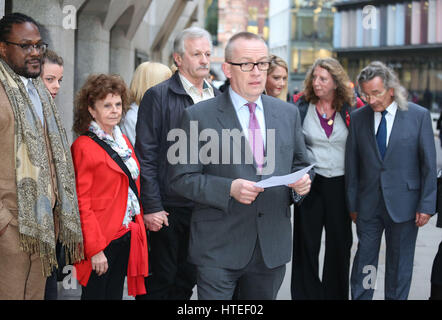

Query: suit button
258;213;264;217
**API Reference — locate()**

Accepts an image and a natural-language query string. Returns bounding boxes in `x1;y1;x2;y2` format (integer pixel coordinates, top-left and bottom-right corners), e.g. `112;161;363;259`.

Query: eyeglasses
227;61;270;72
360;89;387;101
2;40;48;54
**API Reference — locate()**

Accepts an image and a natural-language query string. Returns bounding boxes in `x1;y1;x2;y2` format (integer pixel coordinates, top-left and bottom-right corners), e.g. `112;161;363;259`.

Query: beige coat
0;81;58;299
0;81;18;230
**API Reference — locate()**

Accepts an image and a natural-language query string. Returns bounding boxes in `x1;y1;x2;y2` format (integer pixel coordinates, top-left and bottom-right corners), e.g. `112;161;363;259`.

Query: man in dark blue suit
345;61;437;300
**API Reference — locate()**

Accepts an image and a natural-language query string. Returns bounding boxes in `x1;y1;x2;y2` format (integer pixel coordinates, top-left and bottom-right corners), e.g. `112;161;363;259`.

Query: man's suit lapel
215;92;243;133
384;108;404;161
262;95;281;177
262;95;278;145
367;107;383;161
367;105;404;162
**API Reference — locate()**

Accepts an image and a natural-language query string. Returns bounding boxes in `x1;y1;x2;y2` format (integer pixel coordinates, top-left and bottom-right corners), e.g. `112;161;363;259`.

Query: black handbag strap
82;131;140;203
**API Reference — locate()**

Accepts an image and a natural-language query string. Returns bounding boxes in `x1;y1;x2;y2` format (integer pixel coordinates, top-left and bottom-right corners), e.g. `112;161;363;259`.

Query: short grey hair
224;32;267;61
357;61;408;110
173;26;212;56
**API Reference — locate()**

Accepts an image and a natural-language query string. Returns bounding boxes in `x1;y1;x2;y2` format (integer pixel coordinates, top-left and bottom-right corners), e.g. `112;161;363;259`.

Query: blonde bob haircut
130;61;172;106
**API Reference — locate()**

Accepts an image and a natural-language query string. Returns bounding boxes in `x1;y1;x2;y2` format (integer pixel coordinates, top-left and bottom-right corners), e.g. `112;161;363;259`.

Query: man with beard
135;26;220;300
0;13;83;300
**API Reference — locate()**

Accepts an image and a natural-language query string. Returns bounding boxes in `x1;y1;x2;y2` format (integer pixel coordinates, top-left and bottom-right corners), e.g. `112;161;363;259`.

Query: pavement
59;118;442;300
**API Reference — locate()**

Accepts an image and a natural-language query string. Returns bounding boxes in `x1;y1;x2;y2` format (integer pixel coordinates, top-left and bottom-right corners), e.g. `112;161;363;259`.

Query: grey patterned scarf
0;59;83;276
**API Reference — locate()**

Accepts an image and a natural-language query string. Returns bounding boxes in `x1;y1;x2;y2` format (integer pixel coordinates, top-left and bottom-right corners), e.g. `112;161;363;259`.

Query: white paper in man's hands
254;164;315;189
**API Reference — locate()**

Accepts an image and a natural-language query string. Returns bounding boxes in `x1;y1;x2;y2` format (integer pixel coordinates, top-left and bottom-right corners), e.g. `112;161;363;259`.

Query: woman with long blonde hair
120;62;172;146
265;55;289;101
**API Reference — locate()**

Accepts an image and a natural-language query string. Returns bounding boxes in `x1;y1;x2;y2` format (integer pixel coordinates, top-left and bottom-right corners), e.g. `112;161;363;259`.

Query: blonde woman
265;55;288;101
120;62;172;146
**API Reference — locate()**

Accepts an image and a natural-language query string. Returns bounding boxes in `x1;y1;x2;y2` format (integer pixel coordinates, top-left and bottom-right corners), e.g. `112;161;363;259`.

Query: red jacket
71;134;148;291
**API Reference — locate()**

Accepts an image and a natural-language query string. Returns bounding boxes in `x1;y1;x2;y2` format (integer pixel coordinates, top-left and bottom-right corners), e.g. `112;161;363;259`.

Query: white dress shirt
374;101;397;147
228;86;266;147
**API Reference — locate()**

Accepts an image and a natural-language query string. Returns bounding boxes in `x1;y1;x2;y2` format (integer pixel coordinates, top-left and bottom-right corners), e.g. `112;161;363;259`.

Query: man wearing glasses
170;32;312;299
0;13;83;299
345;61;436;300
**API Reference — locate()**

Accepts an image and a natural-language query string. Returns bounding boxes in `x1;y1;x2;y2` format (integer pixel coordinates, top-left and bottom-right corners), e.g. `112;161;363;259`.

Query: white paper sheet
254;164;315;189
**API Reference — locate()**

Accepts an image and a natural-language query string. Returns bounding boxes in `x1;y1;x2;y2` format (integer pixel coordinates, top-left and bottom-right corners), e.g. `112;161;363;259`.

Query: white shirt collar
178;72;213;95
378;101;397;117
229;86;263;113
19;76;31;88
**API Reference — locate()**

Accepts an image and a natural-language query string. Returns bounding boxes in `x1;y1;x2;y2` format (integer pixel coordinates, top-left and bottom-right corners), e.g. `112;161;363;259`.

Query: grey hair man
135;26;220;300
345;61;437;300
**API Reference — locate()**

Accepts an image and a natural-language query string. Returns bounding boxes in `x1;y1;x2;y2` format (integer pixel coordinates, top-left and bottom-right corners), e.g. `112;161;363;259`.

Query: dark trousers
81;232;131;300
439;130;442;148
291;175;352;300
196;239;286;300
44;271;58;300
136;206;196;300
350;200;418;300
430;241;442;300
44;240;64;300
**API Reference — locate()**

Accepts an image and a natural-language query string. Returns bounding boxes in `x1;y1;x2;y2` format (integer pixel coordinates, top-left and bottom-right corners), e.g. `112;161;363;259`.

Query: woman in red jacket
71;74;148;300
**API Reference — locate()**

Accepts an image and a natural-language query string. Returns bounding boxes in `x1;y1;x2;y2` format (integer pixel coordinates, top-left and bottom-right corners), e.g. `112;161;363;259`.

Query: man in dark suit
430;175;442;300
170;32;312;300
345;61;437;300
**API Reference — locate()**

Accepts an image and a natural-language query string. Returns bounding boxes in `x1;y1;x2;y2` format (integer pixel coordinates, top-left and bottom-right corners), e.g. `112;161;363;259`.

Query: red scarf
113;221;149;296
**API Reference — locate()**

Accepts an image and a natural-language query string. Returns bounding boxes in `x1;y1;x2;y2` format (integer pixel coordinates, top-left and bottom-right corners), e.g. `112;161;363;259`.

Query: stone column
75;13;110;91
110;26;134;86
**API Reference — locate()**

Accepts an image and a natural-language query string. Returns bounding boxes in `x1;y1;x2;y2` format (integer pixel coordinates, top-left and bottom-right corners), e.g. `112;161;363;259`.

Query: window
291;48;332;73
298;15;315;41
134;50;149;70
249;6;258;22
292;5;333;42
317;16;333;41
299;49;315;73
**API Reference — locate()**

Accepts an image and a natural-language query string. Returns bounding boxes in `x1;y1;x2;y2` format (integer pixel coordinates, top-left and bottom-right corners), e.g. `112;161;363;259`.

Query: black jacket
135;72;220;213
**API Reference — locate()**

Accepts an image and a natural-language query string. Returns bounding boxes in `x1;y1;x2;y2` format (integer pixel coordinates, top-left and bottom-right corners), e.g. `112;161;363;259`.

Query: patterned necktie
27;81;44;125
246;102;264;170
376;110;387;159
